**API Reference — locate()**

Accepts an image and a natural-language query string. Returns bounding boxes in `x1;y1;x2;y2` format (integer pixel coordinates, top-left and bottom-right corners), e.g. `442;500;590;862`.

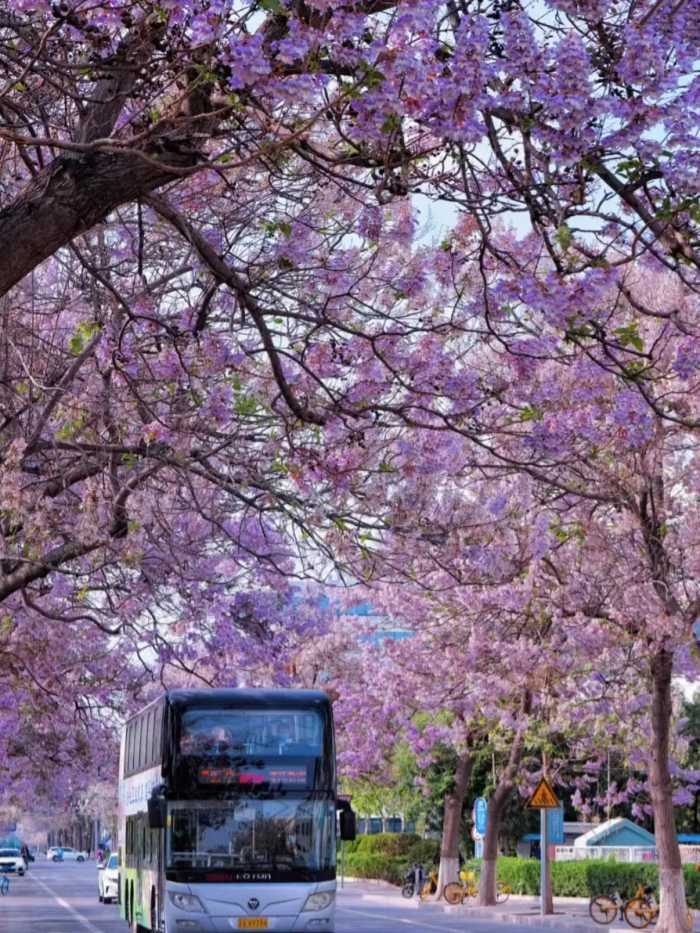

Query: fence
555;845;700;864
555;846;658;862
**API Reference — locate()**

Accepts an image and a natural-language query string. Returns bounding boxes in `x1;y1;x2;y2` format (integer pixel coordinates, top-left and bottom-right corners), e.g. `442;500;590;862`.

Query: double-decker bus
117;688;355;933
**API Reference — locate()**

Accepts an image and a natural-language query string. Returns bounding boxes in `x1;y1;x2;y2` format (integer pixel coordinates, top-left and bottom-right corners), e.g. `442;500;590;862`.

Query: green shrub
341;833;439;885
341;852;403;884
344;833;423;857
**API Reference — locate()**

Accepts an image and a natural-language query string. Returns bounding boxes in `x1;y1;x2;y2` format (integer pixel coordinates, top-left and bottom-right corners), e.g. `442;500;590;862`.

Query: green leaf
555;224;573;251
260;0;284;11
381;113;401;134
361;63;386;89
234;395;258;417
68;334;85;356
613;322;644;353
519;405;544;422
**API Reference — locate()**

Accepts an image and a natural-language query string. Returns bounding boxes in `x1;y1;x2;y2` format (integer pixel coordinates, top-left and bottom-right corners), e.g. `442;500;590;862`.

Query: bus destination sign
198;765;308;786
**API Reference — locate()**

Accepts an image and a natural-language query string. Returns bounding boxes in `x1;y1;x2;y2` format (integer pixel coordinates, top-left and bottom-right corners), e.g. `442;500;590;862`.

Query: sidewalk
339;878;698;931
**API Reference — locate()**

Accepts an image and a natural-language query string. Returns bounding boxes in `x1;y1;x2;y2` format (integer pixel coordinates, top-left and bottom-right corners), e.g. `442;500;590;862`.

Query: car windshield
107;855;119;868
178;709;323;758
167;798;335;876
0;850;19;857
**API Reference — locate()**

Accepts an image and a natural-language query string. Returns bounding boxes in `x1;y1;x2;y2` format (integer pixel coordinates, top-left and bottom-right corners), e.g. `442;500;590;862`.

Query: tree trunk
479;792;505;906
649;649;689;933
0;148;197;299
478;699;531;906
434;749;473;899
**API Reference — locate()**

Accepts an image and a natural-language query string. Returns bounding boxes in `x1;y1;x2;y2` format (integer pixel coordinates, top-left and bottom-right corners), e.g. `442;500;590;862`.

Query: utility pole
540;752;553;916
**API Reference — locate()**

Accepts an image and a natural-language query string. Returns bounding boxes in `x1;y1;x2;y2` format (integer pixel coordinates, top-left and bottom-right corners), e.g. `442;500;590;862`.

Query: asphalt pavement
0;860;636;933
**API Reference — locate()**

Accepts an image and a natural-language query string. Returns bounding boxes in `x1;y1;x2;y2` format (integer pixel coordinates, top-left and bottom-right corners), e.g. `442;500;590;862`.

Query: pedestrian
412;862;424;897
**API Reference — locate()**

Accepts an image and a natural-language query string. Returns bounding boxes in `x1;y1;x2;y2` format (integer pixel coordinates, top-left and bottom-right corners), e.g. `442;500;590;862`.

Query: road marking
337;904;467;932
30;873;104;933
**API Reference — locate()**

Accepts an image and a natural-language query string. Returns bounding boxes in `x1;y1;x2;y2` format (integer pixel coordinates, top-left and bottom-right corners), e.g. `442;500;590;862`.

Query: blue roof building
573;818;656;848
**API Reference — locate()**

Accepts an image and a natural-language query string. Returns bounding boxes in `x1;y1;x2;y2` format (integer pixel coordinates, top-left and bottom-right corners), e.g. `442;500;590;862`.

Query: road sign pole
540;807;549;916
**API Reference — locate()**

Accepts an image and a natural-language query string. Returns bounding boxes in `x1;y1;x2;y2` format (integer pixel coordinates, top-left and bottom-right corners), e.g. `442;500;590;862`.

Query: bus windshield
167;799;335;881
178;708;323;758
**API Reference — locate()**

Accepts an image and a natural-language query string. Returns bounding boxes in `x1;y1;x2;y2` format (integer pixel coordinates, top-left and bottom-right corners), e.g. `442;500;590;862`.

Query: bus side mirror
148;789;167;830
339;808;356;842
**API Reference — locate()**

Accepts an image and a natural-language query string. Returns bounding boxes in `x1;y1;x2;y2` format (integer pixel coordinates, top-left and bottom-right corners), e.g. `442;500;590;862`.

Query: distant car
97;853;119;903
47;846;87;862
0;849;26;875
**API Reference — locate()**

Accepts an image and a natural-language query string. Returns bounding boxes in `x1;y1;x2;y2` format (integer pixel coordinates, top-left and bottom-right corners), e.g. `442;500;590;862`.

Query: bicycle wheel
401;883;414;899
625;897;653;929
496;882;512;904
589;895;618;925
443;882;465;905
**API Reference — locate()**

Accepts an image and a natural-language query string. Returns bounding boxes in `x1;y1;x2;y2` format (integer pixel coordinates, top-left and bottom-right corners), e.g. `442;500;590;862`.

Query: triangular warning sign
526;777;560;809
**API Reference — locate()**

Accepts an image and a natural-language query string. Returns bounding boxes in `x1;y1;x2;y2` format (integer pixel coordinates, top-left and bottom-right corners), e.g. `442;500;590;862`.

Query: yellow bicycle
623;884;693;930
443;869;512;905
419;869;439;901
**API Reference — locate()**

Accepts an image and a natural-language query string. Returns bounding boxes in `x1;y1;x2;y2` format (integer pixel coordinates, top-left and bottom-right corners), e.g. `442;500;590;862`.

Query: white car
0;848;26;875
47;846;88;862
97;853;119;903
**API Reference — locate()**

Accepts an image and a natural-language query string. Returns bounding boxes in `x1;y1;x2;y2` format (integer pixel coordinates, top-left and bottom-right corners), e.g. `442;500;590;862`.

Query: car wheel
18;870;24;876
98;892;103;902
77;856;85;862
52;856;60;862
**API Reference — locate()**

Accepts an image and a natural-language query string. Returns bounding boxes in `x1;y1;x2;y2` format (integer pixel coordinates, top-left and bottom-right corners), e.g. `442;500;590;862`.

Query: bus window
126;723;134;775
144;710;152;768
179;710;323;758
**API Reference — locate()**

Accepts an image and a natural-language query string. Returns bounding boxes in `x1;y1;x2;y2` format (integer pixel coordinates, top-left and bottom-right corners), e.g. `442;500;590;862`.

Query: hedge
493;857;700;907
339;837;700;908
340;833;440;885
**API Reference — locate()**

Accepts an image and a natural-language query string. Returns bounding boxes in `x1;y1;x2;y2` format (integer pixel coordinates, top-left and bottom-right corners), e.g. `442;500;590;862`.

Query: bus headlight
302;892;335;912
168;892;206;912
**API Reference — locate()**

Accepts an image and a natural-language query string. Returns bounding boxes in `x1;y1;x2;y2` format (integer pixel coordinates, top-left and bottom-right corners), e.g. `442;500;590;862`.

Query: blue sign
546;806;564;845
474;798;488;836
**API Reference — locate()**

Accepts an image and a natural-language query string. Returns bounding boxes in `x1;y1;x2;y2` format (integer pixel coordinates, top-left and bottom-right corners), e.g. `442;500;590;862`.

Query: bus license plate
237;920;268;929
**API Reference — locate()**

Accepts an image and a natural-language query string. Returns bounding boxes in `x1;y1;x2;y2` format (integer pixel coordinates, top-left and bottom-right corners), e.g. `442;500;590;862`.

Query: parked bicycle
624;884;662;929
589;888;625;924
443;869;511;905
419;868;439;901
401;865;438;900
590;883;693;930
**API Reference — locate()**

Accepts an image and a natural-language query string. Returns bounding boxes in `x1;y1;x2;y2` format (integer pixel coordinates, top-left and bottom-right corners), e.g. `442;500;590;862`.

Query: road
0;860;598;932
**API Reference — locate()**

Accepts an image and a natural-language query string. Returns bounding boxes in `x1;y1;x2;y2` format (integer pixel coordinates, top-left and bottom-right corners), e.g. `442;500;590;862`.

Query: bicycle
0;875;10;896
419;868;439;901
623;884;693;931
589;888;625;925
401;866;438;900
443;869;512;905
